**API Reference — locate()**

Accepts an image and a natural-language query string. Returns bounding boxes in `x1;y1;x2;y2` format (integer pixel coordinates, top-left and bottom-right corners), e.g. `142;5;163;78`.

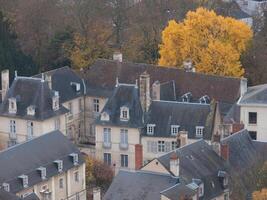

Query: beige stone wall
95;125;140;171
16;163;86;200
0;114;66;148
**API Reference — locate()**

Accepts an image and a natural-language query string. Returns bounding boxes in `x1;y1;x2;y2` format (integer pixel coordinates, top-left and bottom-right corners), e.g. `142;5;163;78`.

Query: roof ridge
152;100;210;106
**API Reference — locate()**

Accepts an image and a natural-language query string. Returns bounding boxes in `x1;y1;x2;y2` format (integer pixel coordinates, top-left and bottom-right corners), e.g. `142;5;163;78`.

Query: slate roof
80;59;241;103
160;183;197;200
33;66;85;103
0;130;84;193
103;170;179;200
223;103;240;123
0;189;21;200
159;80;176;101
238;84;267;105
157;140;228;200
95;84;143;128
0;77;68;120
142;101;215;140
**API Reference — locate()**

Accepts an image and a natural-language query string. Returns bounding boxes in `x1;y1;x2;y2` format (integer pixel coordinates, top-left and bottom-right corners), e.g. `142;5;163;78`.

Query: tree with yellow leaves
253;188;267;200
158;8;253;77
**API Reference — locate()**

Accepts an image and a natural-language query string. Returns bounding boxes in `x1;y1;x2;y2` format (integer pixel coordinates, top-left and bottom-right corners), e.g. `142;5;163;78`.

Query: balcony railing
120;143;129;150
103;142;112;149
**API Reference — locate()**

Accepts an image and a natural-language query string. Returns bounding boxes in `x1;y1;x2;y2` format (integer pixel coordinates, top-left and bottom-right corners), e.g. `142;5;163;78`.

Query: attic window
8;98;17;114
196;126;204;138
69;153;79;166
199;183;204;197
171;125;180;135
199;95;210;104
101;112;110;121
71;82;81;92
54;160;63;172
181;92;192;103
120;106;129;121
27;106;35;116
37;167;46;180
52;91;59;111
2;183;10;192
147;124;155;135
18;175;28;188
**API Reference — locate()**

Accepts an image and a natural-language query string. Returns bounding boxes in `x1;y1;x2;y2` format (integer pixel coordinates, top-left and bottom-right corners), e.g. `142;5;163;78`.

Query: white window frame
120;106;129;121
196;126;204;138
2;183;9;192
59;178;64;189
27;121;34;139
171;141;177;150
8;98;17;114
104;153;111;166
52;93;59;111
54;118;60;130
158;141;165;152
93;98;100;113
54;160;63;172
147;124;155;135
121;154;128;167
74;171;79;182
68;102;73;114
120;129;128;145
103;128;111;144
19;175;28;188
171;125;180;135
10;120;16;134
37;167;46;180
69;153;79;165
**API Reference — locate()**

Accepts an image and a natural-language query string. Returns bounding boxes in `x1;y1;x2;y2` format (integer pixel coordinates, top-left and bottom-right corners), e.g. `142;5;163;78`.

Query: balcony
103;142;112;149
120;143;129;150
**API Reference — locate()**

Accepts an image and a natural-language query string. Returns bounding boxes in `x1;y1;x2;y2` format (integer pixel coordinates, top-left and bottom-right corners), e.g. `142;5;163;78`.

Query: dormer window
18;175;28;188
171;125;180;136
37;167;46;180
196;126;204;138
147;124;155;135
2;183;10;192
101;112;110;121
181;92;192;103
199;95;210;104
8;98;17;114
27;106;35;116
54;160;63;172
218;170;228;188
120;106;129;121
69;153;79;165
71;82;81;92
52;91;59;111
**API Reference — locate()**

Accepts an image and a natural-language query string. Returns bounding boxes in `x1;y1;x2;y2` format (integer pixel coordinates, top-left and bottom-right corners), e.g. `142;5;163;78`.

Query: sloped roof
81;59;241;103
0;130;84;193
157;140;228;200
33;66;85;103
223;103;240;123
159;80;176;101
0;77;68;120
0;189;21;200
142;101;214;140
95;84;143;128
161;183;197;200
238;84;267;105
104;170;179;200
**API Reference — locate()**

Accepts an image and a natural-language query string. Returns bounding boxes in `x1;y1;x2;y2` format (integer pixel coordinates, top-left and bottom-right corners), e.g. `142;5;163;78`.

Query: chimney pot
1;69;9;102
220;143;229;161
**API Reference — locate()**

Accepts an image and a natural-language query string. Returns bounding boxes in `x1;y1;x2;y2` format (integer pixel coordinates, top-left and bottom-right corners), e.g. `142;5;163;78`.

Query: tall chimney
240;78;247;97
113;52;122;62
135;144;143;170
1;70;9;102
170;152;179;176
152;81;160;100
45;74;52;89
139;71;151;112
93;187;101;200
220;143;229;161
183;59;195;72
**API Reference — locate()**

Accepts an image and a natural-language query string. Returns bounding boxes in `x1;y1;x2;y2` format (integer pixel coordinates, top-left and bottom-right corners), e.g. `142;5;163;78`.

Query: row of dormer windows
1;153;79;192
146;124;204;137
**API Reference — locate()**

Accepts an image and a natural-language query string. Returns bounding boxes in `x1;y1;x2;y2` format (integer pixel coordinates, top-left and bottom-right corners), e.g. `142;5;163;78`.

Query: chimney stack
240;78;247;97
113;52;123;62
170;152;179;176
1;70;9;102
93;187;101;200
220;143;229;161
152;81;160;100
135;144;143;170
45;74;52;89
139;71;151;112
183;60;195;72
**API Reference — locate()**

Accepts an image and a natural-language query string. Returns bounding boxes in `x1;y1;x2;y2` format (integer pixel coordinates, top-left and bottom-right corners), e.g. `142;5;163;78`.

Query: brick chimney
135;144;143;170
139;71;151;112
1;69;9;102
220;144;229;161
170;152;179;176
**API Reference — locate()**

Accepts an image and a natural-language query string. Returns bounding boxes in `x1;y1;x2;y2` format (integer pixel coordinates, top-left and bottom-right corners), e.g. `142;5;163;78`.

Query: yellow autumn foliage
253;188;267;200
158;7;253;77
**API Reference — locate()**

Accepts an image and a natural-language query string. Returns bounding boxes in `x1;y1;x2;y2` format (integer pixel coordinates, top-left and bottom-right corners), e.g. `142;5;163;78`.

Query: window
74;171;79;182
147;124;155;135
121;154;128;167
70;153;79;165
224;192;229;200
104;153;111;166
79;98;82;112
120;106;129;121
249;112;257;124
10;120;16;134
171;125;180;135
93;99;100;112
54;160;63;172
27;121;33;139
59;178;64;189
8;98;17;113
37;167;46;180
158;141;165;152
249;131;257;140
2;183;9;192
120;129;128;149
147;141;158;153
103;128;111;143
68;102;73;114
19;175;28;188
199;183;204;197
171;141;177;150
196;126;204;138
52;92;59;111
54;118;60;130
